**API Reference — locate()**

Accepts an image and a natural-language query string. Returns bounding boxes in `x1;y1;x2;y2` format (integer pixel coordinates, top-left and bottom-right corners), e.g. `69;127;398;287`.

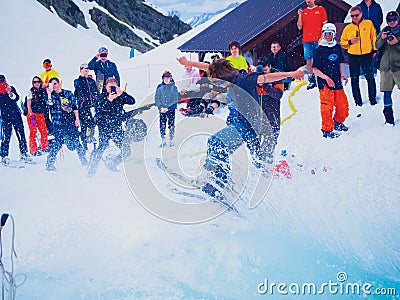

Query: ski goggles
43;61;52;68
387;17;398;23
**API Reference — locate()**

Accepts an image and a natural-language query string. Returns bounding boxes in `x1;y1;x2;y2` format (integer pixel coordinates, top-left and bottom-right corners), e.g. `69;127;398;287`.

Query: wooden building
178;0;351;69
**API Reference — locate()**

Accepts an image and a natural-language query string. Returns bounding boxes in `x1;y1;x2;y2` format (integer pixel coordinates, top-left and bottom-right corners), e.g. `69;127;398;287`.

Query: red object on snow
274;160;292;179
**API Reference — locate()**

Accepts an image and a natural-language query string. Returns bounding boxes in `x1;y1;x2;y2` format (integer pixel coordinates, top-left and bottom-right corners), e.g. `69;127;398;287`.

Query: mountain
186;2;241;28
36;0;191;53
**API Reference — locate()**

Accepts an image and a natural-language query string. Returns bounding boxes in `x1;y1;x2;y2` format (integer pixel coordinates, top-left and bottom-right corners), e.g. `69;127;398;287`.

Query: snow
0;0;399;299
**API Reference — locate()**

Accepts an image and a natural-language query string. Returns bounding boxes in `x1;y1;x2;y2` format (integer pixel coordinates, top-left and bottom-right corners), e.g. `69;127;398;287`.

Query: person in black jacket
0;74;32;164
265;41;292;90
87;78;135;177
26;76;49;155
74;63;99;150
155;71;178;147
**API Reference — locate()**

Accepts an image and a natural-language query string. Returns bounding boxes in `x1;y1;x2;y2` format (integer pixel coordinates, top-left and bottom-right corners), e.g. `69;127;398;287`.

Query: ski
1;161;26;169
167;185;206;201
156;157;241;216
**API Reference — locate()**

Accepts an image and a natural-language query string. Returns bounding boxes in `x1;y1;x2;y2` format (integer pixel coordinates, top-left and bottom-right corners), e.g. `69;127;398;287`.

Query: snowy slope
0;0;399;299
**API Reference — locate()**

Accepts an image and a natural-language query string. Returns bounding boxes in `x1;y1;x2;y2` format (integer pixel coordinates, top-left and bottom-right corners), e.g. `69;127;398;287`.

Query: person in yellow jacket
226;41;248;71
40;58;60;88
340;6;377;106
39;58;58;137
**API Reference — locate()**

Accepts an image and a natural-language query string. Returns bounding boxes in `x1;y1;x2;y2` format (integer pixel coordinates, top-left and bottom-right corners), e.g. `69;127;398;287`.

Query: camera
110;86;116;94
387;32;395;41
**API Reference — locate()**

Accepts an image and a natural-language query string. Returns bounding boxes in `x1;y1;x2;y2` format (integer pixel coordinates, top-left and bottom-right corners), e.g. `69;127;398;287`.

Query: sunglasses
387;17;398;22
99;53;108;58
351;14;360;18
32;81;41;84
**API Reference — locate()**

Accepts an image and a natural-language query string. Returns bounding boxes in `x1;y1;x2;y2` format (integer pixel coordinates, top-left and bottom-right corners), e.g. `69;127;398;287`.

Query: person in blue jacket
155;71;178;147
88;47;120;92
177;57;304;198
0;74;31;164
358;0;383;34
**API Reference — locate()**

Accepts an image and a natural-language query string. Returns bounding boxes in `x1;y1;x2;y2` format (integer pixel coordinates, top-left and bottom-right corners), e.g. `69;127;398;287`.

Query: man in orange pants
313;23;350;138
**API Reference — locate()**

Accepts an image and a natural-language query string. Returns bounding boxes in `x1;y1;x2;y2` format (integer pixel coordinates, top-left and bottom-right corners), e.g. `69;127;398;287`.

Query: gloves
30;114;37;127
262;83;283;101
203;107;214;115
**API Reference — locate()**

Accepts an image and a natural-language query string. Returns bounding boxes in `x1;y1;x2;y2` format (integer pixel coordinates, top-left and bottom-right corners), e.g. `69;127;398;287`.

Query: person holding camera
376;11;400;125
340;6;377;107
88;47;120;92
0;74;31;165
45;77;87;171
87;78;135;177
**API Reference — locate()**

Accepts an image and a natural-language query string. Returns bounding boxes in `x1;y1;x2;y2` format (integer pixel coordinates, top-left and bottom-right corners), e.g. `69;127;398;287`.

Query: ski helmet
322;23;336;39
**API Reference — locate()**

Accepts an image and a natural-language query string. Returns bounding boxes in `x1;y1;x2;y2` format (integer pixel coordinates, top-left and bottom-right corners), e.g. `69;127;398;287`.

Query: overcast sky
146;0;246;20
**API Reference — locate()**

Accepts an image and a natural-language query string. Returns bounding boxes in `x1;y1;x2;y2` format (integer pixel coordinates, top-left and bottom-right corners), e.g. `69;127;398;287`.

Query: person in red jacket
297;0;328;90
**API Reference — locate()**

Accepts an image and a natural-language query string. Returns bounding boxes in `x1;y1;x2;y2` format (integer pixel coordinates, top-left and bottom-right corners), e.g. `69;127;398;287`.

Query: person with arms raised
176;56;304;199
88;47;120;92
87;78;135;177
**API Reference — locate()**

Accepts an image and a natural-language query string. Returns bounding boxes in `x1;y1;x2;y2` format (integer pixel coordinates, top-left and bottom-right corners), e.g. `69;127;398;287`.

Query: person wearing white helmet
312;23;350;139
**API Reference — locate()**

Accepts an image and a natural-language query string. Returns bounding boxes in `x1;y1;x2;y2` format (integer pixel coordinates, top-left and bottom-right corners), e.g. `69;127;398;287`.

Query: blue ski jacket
155;81;178;111
358;0;383;33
